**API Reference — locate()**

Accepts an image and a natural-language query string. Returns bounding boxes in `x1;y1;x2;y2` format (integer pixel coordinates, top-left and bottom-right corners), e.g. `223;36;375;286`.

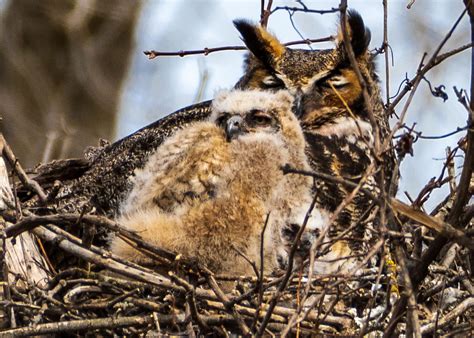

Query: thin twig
270;6;339;15
0;314;238;336
0;134;47;203
281;165;381;205
144;37;333;59
204;273;250;335
256;190;319;336
383;0;390;106
386;8;468;122
420;297;474;334
382;9;473;332
260;0;273;27
168;272;211;334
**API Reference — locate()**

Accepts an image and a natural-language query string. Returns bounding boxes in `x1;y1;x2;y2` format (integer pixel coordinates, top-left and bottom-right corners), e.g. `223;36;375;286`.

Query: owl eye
327;75;350;88
261;75;285;89
249;110;273;126
215;113;230;127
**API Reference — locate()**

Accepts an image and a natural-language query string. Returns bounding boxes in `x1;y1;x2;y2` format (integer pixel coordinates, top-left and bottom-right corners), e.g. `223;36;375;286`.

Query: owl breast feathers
110;89;327;276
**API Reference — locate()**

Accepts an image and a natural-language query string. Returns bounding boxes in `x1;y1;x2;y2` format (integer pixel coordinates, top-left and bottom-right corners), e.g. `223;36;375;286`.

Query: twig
384;8;474;332
390;199;474;250
143;37;333;59
411;0;474;289
420;297;474;334
105;288;140;310
383;0;390;106
359;252;387;336
434;42;474;66
4;213;177;261
256;191;318;336
385;8;468;129
448;4;474;227
0;134;47;203
407;0;417;9
31;226;190;294
251;212;270;332
446;147;457;194
168;272;211;334
287;8;311;50
394;245;421;338
260;0;273;27
397;125;469;140
270;6;339;15
204;273;250;335
0;313;238;336
281;165;381;205
387;8;468;111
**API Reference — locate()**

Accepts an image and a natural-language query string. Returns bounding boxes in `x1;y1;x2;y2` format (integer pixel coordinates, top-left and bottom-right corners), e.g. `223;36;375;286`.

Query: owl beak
293;90;304;118
225;115;244;141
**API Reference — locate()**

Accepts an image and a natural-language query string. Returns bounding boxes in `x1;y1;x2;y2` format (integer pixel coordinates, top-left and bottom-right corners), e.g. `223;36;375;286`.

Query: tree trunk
0;0;142;167
0;153;50;329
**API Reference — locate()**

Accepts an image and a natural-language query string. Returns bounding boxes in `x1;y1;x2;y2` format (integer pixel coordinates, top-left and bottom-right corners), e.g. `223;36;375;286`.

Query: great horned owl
110;89;321;276
233;11;392;273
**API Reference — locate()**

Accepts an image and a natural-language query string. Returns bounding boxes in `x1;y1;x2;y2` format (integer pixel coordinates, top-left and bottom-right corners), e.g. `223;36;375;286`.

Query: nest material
0;136;473;336
1;195;473;336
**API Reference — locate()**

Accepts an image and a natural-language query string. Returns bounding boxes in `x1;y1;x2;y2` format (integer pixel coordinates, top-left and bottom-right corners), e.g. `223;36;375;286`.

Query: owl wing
44;100;213;216
121;122;230;214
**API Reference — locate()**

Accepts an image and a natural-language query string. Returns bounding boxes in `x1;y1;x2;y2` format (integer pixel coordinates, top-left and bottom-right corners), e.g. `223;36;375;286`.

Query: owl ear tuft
233;19;285;70
336;10;371;57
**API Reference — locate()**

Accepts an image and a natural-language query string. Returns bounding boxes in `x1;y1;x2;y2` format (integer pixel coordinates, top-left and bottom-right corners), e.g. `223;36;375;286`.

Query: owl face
216;109;279;141
233;10;375;132
210;89;296;142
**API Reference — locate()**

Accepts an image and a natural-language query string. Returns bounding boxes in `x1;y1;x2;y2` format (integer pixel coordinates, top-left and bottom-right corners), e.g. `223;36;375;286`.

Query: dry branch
144;37;333;59
390;199;474;250
421;297;474;334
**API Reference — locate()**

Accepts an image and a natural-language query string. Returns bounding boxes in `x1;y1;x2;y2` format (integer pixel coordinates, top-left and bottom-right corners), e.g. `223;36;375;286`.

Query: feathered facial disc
210;89;294;141
233;10;373;127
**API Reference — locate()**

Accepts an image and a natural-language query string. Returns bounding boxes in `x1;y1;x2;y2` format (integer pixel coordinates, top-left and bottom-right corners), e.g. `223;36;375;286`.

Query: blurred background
0;0;470;210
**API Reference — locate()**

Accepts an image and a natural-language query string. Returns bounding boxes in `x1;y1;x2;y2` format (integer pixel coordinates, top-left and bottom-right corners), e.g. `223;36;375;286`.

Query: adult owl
233;11;392;273
110;89;325;276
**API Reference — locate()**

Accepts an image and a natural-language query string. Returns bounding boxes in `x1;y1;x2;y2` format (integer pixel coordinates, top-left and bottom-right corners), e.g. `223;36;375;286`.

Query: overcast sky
117;0;471;211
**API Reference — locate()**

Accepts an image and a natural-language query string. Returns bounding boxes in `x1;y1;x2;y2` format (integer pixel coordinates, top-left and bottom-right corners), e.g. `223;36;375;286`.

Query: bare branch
391;199;474;250
143;37;333;59
270;6;339;15
0;134;47;203
421;297;474;334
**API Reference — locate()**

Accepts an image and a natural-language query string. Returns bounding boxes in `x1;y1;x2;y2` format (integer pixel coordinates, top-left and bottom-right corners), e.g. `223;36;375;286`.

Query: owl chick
110;89;320;277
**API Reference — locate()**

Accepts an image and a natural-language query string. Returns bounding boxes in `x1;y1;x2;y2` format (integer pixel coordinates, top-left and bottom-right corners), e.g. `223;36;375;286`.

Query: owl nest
2;213;473;336
0;159;472;337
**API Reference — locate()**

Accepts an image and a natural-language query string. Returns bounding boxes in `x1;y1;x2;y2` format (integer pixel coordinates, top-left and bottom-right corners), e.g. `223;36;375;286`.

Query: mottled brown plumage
37;101;213;215
110;89;315;275
233;11;393;272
